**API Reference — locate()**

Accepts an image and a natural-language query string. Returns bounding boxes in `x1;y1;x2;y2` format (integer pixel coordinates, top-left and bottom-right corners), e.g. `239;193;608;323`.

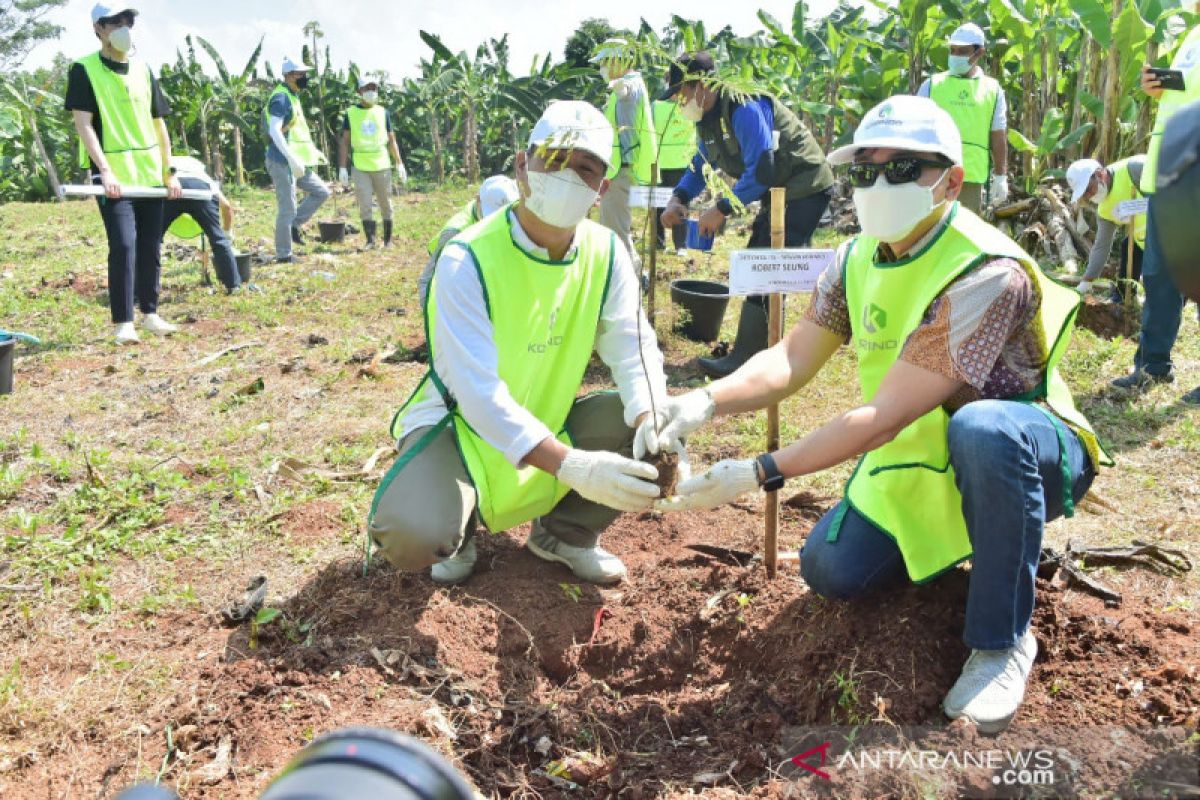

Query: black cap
659;51;715;100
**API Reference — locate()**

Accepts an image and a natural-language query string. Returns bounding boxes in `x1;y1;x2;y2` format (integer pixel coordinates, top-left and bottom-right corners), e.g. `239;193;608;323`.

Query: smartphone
1147;68;1186;91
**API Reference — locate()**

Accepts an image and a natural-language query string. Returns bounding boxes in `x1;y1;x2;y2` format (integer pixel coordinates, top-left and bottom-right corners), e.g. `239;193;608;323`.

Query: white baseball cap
827;95;963;166
949;23;986;47
528;100;614;168
590;37;630;64
478;176;520;217
281;57;311;75
1066;159;1103;203
357;75;378;89
91;3;137;23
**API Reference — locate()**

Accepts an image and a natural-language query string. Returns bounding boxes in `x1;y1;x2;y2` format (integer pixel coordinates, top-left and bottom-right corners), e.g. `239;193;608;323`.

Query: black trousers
96;196;165;323
743;186;833;309
162;198;240;290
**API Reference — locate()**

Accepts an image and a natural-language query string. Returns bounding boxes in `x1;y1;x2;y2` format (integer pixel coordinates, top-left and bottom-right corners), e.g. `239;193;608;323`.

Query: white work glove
654;458;760;512
991;174;1009;204
636;389;716;457
396;162;408;184
1077;280;1093;294
555;448;660;512
287;157;306;176
338;167;349;185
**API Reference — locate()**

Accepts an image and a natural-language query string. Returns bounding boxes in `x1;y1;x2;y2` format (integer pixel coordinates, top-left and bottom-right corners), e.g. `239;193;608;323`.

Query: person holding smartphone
1110;7;1200;401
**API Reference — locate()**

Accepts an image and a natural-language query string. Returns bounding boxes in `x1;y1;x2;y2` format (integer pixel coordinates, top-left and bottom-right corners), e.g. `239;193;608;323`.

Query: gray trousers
352;166;393;222
599;166;641;271
267;159;330;258
369;392;634;571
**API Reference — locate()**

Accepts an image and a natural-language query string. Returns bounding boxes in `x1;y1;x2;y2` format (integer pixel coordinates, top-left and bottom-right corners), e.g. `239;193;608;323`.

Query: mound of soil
1076;295;1139;339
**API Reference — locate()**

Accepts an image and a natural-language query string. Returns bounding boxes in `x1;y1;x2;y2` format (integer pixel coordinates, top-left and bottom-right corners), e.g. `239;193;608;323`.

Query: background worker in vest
645;97;1106;733
592;38;657;273
1110;8;1200;400
265;57;330;263
418;175;519;306
370;101;670;587
1066;156;1146;303
337;76;406;248
66;3;183;345
659;51;834;378
160;155;245;294
917;23;1008;212
652;98;695;255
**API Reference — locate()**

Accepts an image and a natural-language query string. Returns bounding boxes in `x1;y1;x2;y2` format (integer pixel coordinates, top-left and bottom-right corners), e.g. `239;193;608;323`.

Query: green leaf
1069;0;1113;46
419;30;457;64
792;0;808;39
1113;1;1153;90
1054;122;1095;152
1036;108;1066;154
1079;90;1104;117
254;607;281;625
1008;128;1037;152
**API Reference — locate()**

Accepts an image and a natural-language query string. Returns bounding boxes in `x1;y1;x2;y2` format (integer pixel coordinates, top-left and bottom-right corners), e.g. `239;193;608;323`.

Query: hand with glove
1077;279;1093;295
396;162;408;185
654;458;760;512
338;167;350;185
990;174;1009;205
556;448;660;512
633;388;716;458
287;156;306;177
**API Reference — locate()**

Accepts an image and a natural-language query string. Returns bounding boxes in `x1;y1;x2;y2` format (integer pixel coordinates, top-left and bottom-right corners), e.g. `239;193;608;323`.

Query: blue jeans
1134;200;1186;376
267;157;330;258
800;400;1095;651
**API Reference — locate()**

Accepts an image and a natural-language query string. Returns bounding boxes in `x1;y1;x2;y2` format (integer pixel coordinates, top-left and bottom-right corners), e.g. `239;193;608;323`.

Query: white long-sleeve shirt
399;208;667;467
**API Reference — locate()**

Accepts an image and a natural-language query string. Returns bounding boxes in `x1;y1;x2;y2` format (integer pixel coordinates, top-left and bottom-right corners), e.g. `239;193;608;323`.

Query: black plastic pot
318;222;346;243
669;279;730;342
0;336;13;395
235;253;252;284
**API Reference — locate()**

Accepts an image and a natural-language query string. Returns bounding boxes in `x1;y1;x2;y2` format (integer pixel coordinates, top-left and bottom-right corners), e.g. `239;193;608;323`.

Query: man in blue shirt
660;52;834;377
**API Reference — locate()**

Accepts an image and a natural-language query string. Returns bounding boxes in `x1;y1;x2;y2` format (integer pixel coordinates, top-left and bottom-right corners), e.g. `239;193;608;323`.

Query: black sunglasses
100;12;136;28
847;157;951;188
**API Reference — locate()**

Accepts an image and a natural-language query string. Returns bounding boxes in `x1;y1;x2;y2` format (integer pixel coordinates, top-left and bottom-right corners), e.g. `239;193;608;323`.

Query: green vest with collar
1095;157;1147;248
264;84;323;167
75;52;163;187
1142;24;1200;193
386;210;616;533
603;73;658;184
426;200;478;256
346;104;391;172
837;204;1108;583
929;72;1000;184
652;100;696;170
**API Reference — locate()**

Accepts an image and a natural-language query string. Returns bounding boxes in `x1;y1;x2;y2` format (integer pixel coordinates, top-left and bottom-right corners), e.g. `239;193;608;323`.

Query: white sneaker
675;248;688;257
113;322;139;345
943;629;1038;733
526;525;626;584
141;313;178;335
430;537;477;585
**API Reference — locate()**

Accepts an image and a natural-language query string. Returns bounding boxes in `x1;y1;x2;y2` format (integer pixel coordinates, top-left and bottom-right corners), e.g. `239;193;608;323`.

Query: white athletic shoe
430;537;477;585
141;313;178;335
113;321;139;345
943;629;1038;733
526;526;627;584
675;248;688;257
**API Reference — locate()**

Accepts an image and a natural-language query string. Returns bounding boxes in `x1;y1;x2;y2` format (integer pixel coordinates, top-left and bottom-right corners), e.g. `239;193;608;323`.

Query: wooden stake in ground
1125;222;1137;313
647;162;659;322
765;187;786;579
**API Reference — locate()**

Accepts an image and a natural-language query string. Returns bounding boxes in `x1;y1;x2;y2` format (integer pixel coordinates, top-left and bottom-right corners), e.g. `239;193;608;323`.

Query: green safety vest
695;95;834;202
1095;156;1147;248
929;72;1000;184
426;200;478;256
381;210;616;533
167;214;203;239
652;100;696;171
837;205;1110;583
75;52;164;188
264;84;324;167
1143;25;1200;193
603;73;658;184
346;104;391;172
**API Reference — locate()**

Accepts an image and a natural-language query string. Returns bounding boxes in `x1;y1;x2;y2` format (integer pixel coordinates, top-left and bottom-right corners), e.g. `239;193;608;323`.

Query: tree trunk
464;101;479;183
1022;55;1036;183
429;109;445;184
27;110;62;200
1067;39;1090;160
824;79;840;151
199;106;212;172
1084;36;1104;155
178;120;190;151
233;125;245;186
1135;41;1159;148
1097;0;1123;162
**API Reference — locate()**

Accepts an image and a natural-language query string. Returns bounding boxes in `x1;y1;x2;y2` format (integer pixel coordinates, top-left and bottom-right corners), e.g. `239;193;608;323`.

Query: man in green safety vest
369;101;673;586
1066;156;1147;302
652;99;695;254
918;23;1009;212
264;56;330;263
1109;7;1200;402
65;3;183;344
418;175;520;306
337;75;407;248
647;96;1109;733
592;38;657;272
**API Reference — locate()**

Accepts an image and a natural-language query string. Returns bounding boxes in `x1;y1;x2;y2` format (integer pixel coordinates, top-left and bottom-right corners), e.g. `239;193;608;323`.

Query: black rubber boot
291;224;304;245
383;219;393;246
698;296;769;378
363;219;377;247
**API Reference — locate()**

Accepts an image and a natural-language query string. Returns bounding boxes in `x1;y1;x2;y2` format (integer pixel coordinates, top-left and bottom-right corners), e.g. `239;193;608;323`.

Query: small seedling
559;583;583;603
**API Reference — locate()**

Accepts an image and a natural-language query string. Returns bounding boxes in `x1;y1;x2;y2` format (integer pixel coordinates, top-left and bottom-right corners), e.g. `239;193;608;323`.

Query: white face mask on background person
523;168;600;229
680;95;705;122
853;169;950;243
361;90;378;104
108;26;133;53
947;54;973;76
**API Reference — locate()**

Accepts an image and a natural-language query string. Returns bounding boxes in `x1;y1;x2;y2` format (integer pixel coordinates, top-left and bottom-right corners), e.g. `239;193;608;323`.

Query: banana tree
0;74;63;199
195;35;262;185
1007;107;1095;191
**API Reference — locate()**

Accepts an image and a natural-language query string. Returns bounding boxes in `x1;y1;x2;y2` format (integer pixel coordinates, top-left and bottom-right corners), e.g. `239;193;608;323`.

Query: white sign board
729;248;835;296
629;186;676;208
1115;198;1148;222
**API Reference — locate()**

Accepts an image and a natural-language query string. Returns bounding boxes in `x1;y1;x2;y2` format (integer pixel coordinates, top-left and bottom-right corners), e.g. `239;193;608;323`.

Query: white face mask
1090;181;1108;205
524;167;600;229
853;169;949;243
361;90;378;104
680;95;705;122
108;26;133;53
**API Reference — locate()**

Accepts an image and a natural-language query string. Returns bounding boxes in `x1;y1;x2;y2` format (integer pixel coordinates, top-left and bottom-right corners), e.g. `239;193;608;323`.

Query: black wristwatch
755;453;785;493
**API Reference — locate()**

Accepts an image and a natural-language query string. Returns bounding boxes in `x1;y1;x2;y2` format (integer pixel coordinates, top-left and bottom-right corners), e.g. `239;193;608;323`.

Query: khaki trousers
352;166;393;222
370;392;634;571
